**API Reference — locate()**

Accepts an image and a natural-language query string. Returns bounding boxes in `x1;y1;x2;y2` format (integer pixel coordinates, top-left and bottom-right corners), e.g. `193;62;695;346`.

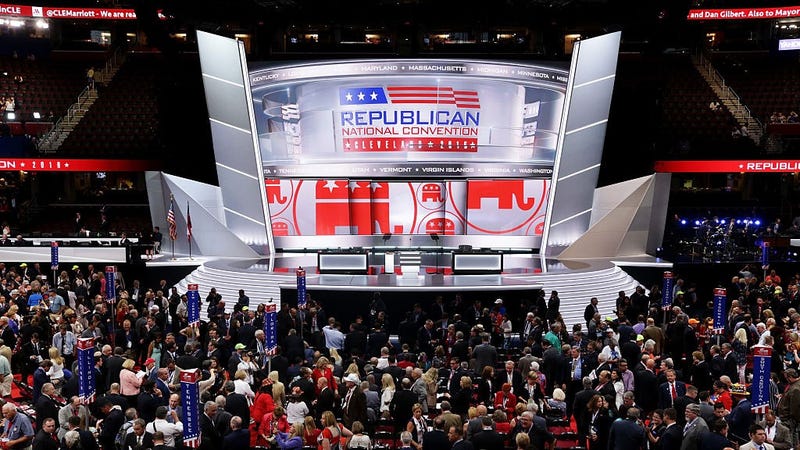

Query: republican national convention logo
338;86;481;152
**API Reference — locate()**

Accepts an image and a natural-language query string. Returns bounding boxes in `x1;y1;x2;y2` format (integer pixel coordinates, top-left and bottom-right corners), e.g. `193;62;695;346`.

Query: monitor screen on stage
248;59;567;243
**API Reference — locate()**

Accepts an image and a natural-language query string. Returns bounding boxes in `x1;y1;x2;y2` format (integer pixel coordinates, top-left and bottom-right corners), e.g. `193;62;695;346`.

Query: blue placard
297;267;307;309
661;271;673;310
713;288;726;334
186;284;200;326
77;337;95;404
50;241;58;271
104;266;115;303
180;369;201;448
751;345;772;414
264;303;277;355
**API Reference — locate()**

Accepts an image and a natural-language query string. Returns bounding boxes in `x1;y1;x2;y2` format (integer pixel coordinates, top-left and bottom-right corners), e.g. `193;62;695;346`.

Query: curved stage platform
169;254;670;328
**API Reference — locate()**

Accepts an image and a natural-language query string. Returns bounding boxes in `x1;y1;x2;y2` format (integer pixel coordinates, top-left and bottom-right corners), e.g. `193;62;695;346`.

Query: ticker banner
0;4;137;19
688;6;800;20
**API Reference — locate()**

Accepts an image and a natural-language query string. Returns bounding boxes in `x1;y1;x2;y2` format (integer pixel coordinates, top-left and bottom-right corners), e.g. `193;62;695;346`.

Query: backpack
114;420;133;450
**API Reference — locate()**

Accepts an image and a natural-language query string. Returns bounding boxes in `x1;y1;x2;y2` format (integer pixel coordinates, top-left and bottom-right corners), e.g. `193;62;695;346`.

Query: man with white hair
1;402;34;450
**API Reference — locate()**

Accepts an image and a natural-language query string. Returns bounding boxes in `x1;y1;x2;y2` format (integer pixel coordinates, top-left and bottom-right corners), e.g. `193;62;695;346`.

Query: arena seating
59;53;162;155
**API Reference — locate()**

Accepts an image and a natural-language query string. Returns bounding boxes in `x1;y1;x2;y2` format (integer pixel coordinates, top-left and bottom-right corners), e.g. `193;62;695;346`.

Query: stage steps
175;260;643;329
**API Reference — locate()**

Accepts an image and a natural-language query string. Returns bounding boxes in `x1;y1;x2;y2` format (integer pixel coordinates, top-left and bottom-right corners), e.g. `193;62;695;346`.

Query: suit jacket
472;430;506;450
680;418;709;450
473;344;498;371
659;381;687;410
494;370;523;395
608;418;646;450
124;432;154;450
225;392;250;426
723;353;739;381
661;423;683;450
343;387;367;428
758;421;791;450
422;430;451;450
390;389;418;427
105;355;126;389
317;387;336;418
199;413;221;450
32;430;60;450
635;370;658;412
452;440;475;450
699;431;733;450
35;394;60;430
223;428;251;450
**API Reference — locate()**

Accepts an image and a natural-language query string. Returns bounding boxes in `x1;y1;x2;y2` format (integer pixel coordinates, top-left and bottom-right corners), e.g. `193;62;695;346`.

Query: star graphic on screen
357;92;365;101
370;91;378;100
323;180;339;192
350;182;364;191
345;92;353;102
371;183;383;192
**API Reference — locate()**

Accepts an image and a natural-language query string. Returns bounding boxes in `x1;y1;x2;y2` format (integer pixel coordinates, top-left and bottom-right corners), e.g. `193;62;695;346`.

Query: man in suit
721;343;739;382
740;424;775;450
495;360;523;395
21;332;48;380
342;373;367;428
472;416;505;450
659;369;687;410
97;399;125;450
315;377;336;421
441;358;465;396
636;358;659;414
700;418;733;450
32;418;60;450
390;378;418;430
681;404;709;450
62;416;99;450
199;401;221;450
222;382;250;426
673;385;699;427
449;425;474;450
124;419;154;450
566;347;587;418
57;397;90;439
35;383;60;431
473;334;498;373
213;397;233;438
573;377;596;439
760;410;791;450
608;408;646;450
661;408;684;450
105;347;126;390
423;417;451;450
584;298;599;327
436;401;462;435
222;416;250;450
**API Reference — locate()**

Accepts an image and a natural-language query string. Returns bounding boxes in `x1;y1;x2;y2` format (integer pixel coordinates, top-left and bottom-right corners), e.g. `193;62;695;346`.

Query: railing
696;50;764;132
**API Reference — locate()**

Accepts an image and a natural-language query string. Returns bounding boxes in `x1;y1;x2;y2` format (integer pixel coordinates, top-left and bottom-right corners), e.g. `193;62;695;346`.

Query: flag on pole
187;202;192;241
167;198;177;241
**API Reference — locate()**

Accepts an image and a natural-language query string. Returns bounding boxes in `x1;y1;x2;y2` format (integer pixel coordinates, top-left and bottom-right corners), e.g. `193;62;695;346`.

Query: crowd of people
0;262;795;450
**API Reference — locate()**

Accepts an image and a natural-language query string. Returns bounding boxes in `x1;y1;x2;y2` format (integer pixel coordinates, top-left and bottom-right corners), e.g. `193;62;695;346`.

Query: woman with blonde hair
405;404;425;450
422;368;438;411
275;421;304;450
732;328;749;383
313;356;338;394
347;421;372;450
234;369;257;402
119;358;142;405
272;377;287;407
47;347;65;394
380;373;395;414
318;410;353;450
237;352;259;386
302;415;321;446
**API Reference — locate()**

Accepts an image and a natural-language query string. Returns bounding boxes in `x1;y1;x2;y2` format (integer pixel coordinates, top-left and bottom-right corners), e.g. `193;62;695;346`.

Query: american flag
167;199;177;241
186;202;192;241
339;86;480;108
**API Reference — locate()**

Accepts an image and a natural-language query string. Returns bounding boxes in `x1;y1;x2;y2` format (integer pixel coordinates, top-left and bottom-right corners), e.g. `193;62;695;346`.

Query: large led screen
266;178;548;237
249;60;568;178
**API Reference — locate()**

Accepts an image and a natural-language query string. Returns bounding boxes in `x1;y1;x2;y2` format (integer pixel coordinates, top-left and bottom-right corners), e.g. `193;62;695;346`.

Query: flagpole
187;201;193;260
169;193;176;261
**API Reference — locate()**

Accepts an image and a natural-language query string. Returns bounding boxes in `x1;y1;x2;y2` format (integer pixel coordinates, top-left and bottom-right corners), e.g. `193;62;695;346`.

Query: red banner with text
655;160;800;173
0;158;160;171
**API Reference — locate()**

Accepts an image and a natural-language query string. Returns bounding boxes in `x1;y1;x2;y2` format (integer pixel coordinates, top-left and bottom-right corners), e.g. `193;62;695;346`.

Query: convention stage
164;253;670;327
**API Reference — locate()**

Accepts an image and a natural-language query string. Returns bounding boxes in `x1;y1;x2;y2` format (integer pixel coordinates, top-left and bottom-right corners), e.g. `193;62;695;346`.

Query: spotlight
755;220;761;226
694;220;701;226
32;112;40;119
680;219;687;225
736;219;742;224
720;219;726;225
6;112;14;120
